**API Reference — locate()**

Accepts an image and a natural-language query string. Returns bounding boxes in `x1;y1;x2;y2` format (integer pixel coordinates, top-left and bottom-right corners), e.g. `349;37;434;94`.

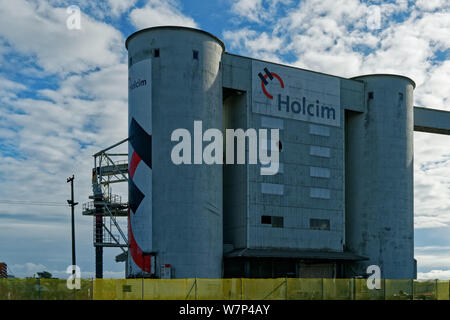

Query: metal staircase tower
82;138;129;279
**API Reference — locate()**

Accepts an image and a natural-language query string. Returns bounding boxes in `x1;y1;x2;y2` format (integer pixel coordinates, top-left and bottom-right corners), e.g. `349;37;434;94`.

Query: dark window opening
368;92;374;100
310;218;330;231
193;50;199;60
272;216;284;228
129;57;132;67
154;49;160;58
261;216;271;224
261;215;284;228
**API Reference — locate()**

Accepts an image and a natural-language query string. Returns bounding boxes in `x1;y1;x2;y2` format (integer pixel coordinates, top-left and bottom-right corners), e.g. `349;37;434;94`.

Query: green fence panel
413;280;437;300
0;279;40;300
385;279;413;300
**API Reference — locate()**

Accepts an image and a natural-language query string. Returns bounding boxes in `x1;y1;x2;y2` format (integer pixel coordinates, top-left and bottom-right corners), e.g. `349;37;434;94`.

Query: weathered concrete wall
345;75;415;279
224;55;349;252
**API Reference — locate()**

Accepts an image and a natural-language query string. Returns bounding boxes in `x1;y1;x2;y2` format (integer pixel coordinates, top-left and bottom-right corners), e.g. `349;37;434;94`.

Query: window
261;216;271;224
310;219;330;231
272;216;284;228
193;50;199;60
261;215;284;228
154;49;160;58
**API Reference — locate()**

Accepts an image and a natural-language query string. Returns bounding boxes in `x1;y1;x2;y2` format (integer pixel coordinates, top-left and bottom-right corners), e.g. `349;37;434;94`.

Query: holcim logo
129;77;147;91
259;66;336;121
258;67;284;100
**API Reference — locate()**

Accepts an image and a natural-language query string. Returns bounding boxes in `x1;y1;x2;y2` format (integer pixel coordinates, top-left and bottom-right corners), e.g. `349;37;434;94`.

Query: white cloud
223;28;286;63
231;0;263;23
107;0;137;17
0;0;124;75
416;253;450;269
230;0;292;24
224;1;450;233
415;243;450;271
9;263;48;278
416;60;450;110
224;0;450;80
418;269;450;280
415;0;450;12
129;0;197;29
0;1;129;278
0;76;26;102
0;63;128;217
414;132;450;229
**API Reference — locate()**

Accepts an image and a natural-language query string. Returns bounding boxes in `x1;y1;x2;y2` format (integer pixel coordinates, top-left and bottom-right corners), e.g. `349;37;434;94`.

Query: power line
0;200;68;207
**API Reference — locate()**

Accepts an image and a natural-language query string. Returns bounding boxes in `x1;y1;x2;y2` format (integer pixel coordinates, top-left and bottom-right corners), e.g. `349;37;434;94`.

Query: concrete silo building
122;26;450;280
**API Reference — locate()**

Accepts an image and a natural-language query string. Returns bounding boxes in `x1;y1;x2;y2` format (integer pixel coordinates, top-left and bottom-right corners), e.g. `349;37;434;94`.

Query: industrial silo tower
126;27;224;278
345;75;416;278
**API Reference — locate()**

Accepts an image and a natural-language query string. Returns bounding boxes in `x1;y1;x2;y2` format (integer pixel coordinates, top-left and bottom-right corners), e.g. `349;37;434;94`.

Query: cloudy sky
0;0;449;279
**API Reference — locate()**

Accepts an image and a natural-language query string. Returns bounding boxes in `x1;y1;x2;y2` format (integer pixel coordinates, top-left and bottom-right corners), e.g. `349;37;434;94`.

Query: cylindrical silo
345;74;415;279
126;27;224;278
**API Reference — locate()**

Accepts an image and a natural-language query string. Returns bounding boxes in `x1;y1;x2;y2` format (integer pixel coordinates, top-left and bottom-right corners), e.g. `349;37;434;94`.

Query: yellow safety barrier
437;280;450;300
354;278;385;300
144;279;196;300
196;278;242;300
92;279;119;300
242;278;286;300
1;278;449;300
287;278;323;300
323;278;354;300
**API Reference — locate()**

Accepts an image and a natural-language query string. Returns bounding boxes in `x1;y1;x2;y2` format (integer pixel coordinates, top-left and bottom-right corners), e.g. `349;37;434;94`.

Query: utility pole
67;175;78;274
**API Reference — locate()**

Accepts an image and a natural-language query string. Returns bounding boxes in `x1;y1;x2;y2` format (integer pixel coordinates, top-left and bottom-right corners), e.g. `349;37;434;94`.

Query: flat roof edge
225;249;368;261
